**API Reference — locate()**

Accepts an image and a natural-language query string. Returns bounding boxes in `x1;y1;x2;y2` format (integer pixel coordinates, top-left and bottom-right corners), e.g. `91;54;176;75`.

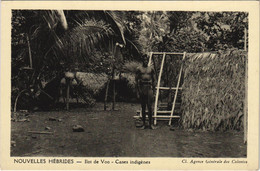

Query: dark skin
135;55;156;129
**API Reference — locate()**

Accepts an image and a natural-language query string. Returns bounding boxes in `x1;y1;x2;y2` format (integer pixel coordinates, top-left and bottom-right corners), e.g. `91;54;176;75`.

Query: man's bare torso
137;66;154;82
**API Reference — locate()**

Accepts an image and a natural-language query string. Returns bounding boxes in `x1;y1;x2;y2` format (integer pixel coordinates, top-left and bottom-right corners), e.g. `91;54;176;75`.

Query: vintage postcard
1;1;259;170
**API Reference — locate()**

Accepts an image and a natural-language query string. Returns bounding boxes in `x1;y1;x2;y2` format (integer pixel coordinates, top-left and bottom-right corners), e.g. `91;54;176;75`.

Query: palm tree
49;10;132;110
12;10;139;111
54;11;124;67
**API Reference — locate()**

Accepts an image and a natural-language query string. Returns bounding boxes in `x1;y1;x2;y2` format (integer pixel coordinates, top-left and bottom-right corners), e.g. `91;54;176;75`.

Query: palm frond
123;37;141;59
55;19;114;63
56;10;68;30
104;11;127;45
42;10;68;30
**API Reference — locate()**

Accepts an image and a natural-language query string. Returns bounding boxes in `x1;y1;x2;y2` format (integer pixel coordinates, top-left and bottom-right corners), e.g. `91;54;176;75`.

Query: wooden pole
166;57;172;109
66;78;70;110
112;79;115;110
26;34;33;68
111;43;117;111
169;52;186;125
169;65;183;125
154;52;166;125
104;79;110;111
28;131;53;134
111;65;116;111
148;52;153;66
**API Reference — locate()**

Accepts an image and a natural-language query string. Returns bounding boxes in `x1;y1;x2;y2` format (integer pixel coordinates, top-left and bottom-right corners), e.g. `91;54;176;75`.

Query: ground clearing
11;103;246;157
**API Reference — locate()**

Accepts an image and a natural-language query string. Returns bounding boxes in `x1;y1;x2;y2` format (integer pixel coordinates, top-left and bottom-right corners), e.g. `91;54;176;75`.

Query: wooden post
154;52;166;125
169;52;186;125
107;41;117;111
148;52;153;66
66;78;70;110
112;79;116;110
104;79;110;111
111;66;116;111
168;64;183;125
26;34;33;68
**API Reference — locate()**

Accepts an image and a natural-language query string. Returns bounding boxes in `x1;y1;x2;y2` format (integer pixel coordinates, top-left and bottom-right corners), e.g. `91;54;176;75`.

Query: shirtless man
135;54;156;129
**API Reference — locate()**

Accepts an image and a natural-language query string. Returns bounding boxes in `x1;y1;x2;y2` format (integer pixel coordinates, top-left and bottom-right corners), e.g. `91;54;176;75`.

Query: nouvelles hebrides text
14;158;74;164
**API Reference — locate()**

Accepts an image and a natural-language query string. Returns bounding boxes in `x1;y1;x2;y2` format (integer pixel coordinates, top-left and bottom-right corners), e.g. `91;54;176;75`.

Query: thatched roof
75;72;108;93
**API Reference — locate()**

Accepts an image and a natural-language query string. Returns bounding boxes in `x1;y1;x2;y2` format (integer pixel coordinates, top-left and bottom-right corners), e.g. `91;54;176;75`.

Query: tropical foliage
11;10;248;111
135;11;248;54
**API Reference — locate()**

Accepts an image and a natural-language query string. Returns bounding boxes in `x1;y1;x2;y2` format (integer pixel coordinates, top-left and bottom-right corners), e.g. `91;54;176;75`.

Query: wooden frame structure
135;52;186;126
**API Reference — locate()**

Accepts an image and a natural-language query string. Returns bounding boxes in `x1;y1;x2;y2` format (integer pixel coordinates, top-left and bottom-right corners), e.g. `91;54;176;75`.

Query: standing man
135;54;156;129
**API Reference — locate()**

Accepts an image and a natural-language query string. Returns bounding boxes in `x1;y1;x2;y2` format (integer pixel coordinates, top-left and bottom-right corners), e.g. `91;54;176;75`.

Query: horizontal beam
157;111;173;114
156;87;182;90
136;110;180;114
136;111;179;114
151;52;185;55
156;118;179;121
159;102;181;106
154;115;180;118
133;115;180;119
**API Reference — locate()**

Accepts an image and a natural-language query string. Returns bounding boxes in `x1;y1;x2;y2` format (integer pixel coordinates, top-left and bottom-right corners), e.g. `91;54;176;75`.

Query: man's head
142;54;149;67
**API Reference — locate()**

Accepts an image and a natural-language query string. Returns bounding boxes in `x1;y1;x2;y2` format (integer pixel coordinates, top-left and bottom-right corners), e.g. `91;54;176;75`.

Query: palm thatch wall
181;50;247;131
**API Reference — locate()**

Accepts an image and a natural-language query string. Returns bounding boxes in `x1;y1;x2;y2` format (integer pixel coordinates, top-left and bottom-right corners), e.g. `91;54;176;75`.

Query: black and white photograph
1;1;259;170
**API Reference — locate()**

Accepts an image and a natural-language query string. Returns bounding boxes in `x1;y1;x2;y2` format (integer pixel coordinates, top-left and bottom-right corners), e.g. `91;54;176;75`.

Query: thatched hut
181;50;247;131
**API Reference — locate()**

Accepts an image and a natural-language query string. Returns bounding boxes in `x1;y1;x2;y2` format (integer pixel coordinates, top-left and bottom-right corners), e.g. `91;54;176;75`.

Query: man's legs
147;104;153;129
140;95;146;129
147;89;154;129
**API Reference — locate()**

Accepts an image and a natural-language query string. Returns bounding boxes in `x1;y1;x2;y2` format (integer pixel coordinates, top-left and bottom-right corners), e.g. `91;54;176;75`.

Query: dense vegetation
12;10;248;126
12;11;248;74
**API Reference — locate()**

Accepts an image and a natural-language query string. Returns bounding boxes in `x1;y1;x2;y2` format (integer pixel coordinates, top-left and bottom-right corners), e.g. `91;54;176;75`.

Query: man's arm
151;68;157;92
135;68;141;98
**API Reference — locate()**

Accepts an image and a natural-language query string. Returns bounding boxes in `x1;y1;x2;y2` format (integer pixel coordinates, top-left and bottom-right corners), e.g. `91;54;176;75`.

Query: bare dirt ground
11;102;246;157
